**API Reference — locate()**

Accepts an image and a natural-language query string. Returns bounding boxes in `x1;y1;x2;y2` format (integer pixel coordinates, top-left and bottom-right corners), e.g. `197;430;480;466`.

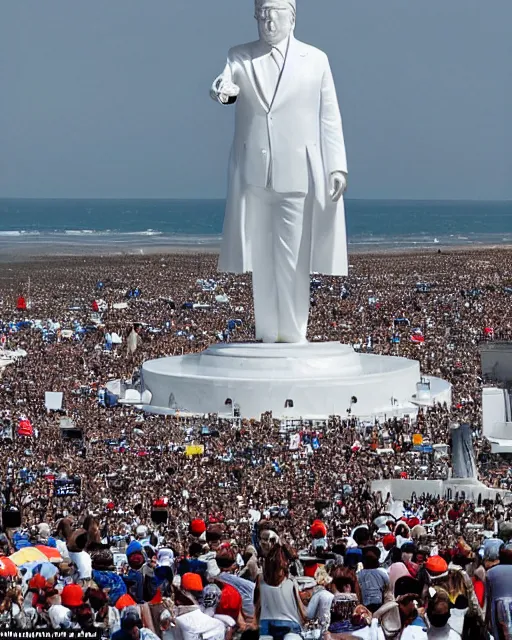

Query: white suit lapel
270;36;305;111
250;42;273;112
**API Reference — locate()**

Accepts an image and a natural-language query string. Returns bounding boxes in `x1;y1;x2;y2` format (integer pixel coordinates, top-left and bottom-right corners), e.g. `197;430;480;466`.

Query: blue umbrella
21;561;59;580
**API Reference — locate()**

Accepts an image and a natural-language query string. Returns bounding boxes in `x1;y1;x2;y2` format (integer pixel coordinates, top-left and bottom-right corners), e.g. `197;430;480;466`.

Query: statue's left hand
329;171;347;202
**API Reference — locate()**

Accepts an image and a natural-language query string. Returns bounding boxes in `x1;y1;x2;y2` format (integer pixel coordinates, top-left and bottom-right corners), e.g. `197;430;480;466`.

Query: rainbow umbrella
35;546;63;563
10;547;47;566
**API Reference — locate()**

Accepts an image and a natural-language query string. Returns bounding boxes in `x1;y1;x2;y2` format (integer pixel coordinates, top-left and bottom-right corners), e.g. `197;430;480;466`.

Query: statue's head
255;0;296;46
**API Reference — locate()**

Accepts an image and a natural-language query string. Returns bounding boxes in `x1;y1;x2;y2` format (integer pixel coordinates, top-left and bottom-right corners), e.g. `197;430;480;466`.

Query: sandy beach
3;239;512;264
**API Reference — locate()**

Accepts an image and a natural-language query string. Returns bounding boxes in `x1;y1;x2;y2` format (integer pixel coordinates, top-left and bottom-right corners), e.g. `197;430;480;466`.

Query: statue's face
256;5;294;46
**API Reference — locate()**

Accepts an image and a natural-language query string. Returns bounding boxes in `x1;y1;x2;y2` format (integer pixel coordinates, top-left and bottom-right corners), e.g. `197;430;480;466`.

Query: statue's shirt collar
260;35;290;60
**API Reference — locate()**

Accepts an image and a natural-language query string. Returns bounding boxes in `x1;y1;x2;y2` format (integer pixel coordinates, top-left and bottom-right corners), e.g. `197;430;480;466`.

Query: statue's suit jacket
215;35;348;276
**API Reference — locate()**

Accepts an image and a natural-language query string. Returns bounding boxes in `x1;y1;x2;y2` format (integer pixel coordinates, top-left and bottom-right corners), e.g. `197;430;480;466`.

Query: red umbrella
0;557;18;578
35;546;63;563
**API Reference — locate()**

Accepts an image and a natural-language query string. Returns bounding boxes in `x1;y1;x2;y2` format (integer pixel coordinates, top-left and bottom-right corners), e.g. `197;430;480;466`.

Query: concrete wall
371;479;444;500
371;479;512;502
480;342;512;382
482;387;512;440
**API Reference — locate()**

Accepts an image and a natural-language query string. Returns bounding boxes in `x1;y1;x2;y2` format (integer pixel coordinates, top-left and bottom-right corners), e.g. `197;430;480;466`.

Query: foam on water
0;198;511;252
0;230;40;236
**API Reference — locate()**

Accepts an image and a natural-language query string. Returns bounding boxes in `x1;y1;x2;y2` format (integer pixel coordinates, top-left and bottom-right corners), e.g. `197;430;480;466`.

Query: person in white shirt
425;592;461;640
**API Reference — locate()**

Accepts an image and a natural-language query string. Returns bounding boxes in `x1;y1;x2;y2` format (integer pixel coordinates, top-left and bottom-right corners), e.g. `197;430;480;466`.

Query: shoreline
2;242;512;264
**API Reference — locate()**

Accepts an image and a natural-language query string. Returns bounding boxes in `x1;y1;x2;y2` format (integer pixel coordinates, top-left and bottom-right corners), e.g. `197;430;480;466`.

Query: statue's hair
255;0;296;18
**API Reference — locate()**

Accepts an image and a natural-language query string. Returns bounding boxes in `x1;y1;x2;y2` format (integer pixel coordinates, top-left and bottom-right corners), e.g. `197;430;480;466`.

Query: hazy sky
1;0;510;200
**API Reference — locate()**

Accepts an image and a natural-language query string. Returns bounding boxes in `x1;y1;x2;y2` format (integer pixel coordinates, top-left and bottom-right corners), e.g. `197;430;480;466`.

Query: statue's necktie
271;47;284;87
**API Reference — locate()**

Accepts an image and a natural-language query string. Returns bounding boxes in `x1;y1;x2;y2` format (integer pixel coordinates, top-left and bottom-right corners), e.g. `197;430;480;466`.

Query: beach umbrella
30;561;59;580
20;560;59;581
35;546;62;563
0;557;18;578
10;547;47;566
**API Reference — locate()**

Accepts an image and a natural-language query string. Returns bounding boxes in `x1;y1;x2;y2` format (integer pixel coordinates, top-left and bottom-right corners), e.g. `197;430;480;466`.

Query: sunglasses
255;8;290;20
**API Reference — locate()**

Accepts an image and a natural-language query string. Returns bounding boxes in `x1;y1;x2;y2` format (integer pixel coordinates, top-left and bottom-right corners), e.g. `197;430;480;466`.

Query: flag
18;416;33;437
411;329;424;344
127;328;140;355
312;436;320;450
289;433;300;450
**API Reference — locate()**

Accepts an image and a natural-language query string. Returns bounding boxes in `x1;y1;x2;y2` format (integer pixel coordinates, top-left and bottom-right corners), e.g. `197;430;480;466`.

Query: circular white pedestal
141;342;450;419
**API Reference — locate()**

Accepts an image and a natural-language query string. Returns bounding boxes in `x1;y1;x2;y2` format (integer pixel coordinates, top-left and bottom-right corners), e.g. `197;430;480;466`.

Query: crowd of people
0;248;511;638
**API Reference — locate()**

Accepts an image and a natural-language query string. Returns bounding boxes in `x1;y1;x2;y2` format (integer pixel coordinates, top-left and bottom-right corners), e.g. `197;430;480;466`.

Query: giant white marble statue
211;0;348;344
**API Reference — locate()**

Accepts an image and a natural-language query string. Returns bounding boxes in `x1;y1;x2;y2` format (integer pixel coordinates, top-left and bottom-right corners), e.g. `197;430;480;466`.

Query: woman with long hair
256;544;305;639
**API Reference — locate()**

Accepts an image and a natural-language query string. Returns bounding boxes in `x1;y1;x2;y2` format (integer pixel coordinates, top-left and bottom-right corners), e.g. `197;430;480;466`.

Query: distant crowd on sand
0;249;511;636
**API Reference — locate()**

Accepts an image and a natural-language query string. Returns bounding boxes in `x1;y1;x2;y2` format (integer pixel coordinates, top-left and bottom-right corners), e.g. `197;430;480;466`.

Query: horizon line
0;196;511;204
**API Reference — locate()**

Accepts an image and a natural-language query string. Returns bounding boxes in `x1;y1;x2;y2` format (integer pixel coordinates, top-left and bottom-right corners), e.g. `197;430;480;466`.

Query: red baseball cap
61;584;84;608
310;520;327;538
189;519;206;536
383;534;396;550
425;555;448;576
181;572;203;592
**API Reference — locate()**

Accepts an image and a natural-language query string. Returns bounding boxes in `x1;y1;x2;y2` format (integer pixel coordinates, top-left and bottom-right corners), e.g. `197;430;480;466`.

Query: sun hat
126;540;143;556
310;520;327;539
135;525;148;538
425;555;448;578
181;572;203;592
190;519;207;536
115;594;137;611
61;584;84;608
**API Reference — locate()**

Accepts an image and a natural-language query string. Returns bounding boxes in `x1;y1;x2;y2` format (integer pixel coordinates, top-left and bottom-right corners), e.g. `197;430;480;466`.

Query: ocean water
0;198;511;252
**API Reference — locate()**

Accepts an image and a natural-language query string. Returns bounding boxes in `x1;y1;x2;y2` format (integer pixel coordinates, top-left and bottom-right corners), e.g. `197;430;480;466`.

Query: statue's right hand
211;75;240;104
